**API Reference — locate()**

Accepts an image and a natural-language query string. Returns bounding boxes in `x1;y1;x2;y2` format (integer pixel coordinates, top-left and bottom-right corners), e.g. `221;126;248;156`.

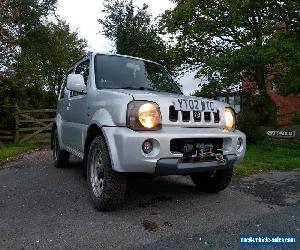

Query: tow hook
215;153;224;161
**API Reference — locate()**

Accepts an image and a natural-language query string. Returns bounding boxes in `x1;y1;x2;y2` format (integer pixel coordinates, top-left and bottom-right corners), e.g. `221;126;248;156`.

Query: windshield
94;54;182;94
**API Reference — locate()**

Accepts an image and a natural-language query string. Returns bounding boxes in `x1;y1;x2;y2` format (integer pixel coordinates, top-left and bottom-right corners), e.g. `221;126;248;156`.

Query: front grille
169;106;178;121
182;111;190;122
213;110;220;123
193;111;201;122
169;105;220;123
204;112;211;122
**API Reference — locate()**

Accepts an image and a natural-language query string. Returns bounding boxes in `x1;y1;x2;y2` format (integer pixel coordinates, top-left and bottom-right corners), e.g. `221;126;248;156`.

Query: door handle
66;103;71;110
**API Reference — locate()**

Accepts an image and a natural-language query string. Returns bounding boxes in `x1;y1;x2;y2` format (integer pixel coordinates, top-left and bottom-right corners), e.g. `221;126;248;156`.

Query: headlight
225;107;236;131
127;101;162;130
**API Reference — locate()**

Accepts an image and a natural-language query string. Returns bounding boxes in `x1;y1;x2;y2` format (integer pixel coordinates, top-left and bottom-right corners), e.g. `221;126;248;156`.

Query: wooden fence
0;130;14;142
0;109;56;143
16;109;56;143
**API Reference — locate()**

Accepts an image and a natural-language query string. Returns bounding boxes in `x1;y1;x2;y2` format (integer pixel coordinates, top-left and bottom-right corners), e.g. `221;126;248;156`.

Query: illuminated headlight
127;101;162;130
225;107;236;131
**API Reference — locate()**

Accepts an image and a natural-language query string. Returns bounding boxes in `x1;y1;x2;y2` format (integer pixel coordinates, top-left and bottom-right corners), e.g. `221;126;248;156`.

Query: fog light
237;138;243;152
142;140;153;154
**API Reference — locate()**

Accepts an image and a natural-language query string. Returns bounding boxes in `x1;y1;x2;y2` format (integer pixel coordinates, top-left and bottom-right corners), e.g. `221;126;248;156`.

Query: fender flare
89;109;115;127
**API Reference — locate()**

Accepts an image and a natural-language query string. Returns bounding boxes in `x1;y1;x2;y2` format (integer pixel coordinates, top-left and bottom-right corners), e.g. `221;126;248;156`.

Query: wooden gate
15;109;56;143
0;130;14;142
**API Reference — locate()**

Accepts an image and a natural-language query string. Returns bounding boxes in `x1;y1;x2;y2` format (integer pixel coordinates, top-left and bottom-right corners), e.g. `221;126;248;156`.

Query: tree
270;27;300;95
0;20;86;110
0;0;18;73
16;21;86;95
1;17;86;109
1;0;59;110
99;0;176;72
162;0;300;98
0;0;57;74
0;0;86;132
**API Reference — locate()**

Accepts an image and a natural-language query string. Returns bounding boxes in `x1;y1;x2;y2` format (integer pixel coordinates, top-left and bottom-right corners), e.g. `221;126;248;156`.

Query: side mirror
67;74;86;93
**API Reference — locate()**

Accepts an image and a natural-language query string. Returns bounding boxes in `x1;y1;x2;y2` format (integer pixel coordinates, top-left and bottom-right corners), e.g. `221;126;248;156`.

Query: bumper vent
169;106;220;124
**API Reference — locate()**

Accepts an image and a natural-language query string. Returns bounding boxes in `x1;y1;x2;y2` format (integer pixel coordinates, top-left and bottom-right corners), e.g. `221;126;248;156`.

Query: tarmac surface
0;150;299;249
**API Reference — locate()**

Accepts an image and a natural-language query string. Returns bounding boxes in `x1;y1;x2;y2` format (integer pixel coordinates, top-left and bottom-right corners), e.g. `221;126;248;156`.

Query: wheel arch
84;123;106;158
52;114;64;150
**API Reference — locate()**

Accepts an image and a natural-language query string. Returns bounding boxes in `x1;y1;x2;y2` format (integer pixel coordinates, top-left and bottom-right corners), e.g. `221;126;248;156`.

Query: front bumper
156;154;237;176
102;126;246;174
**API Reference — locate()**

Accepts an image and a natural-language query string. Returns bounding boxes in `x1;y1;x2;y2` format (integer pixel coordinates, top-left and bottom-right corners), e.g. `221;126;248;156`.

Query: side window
60;69;73;99
69;60;90;97
75;60;90;85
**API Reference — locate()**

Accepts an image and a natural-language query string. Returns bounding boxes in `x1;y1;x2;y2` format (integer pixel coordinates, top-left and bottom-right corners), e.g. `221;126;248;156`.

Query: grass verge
234;142;300;175
0;142;49;162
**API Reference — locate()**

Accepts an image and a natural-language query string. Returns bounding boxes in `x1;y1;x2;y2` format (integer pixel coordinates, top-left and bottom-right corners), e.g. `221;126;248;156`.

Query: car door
57;69;74;148
65;59;90;153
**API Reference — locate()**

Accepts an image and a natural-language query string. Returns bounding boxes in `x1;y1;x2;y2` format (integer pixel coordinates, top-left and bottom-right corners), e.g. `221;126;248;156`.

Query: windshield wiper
119;86;156;91
116;86;181;94
166;90;181;94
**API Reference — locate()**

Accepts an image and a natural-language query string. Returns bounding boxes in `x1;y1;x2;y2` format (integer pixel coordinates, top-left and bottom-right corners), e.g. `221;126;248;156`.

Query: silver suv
52;52;246;211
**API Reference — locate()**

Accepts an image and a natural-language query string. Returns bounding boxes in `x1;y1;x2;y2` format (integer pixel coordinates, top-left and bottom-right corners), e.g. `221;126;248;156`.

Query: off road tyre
190;166;233;193
87;135;127;211
52;129;70;168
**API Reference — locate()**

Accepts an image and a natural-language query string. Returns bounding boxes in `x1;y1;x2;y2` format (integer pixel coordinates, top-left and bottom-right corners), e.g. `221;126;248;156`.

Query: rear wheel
87;135;127;211
190;166;233;193
52;129;70;168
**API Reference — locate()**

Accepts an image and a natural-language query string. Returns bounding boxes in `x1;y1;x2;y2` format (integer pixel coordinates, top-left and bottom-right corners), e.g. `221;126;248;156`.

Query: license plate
174;98;215;112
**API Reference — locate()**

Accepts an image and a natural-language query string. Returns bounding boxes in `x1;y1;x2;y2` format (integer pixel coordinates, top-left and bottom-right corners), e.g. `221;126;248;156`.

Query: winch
170;138;224;161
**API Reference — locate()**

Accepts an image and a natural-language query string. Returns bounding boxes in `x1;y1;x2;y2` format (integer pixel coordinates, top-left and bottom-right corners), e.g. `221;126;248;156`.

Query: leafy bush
237;93;277;144
237;122;269;144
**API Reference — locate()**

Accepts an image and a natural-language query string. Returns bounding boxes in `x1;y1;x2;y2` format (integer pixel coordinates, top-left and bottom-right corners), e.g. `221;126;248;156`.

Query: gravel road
0;150;299;249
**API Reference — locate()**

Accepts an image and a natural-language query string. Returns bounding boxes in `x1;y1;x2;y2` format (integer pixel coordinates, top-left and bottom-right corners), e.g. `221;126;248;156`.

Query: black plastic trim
155;154;237;176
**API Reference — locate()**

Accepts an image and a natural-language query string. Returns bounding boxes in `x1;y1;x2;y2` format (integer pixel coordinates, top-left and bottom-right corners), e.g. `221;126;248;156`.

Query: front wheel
87;135;127;211
190;166;233;193
52;129;70;168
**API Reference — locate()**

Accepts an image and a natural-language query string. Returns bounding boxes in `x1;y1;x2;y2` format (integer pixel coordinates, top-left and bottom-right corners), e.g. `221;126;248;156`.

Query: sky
56;0;200;95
